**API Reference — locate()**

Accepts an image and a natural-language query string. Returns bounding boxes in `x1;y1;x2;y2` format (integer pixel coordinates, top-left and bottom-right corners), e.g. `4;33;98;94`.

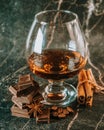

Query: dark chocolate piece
9;85;35;97
18;74;33;83
18;74;34;89
11;112;31;118
11;105;32;118
12;88;39;105
9;80;39;97
36;108;50;124
12;97;26;109
11;105;29;114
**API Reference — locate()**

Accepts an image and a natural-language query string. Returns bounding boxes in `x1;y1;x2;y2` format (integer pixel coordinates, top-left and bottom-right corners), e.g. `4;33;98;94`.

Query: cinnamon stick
86;69;94;107
87;68;103;93
81;69;93;102
77;70;85;104
86;97;93;107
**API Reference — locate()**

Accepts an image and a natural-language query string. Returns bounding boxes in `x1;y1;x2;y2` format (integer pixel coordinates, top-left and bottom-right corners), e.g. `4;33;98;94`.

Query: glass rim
35;10;78;25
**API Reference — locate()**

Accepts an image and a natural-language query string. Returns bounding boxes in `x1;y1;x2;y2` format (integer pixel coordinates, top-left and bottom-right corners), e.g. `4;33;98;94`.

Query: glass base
40;82;77;107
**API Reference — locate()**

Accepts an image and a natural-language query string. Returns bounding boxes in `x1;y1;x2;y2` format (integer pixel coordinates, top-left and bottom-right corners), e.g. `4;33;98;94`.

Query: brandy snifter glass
25;10;88;106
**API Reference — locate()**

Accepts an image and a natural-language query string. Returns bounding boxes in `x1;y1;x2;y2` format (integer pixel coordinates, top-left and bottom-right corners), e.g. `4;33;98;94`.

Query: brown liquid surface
28;49;86;80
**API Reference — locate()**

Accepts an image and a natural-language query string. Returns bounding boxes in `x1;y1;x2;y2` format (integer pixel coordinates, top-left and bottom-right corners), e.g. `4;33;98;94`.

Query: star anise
26;102;44;115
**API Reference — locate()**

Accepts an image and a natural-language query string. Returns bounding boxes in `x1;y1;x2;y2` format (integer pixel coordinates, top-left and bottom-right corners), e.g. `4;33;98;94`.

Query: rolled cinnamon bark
77;70;85;104
88;69;97;82
81;69;93;102
87;68;103;93
86;97;93;107
86;69;94;107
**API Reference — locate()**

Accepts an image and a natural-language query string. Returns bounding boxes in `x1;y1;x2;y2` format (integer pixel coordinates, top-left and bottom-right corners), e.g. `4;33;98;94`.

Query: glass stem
48;80;64;93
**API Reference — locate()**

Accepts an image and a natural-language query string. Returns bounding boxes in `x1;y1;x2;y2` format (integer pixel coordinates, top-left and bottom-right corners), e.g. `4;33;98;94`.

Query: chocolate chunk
9;79;39;97
11;105;29;114
9;85;36;97
12;97;26;109
36;108;50;124
11;112;31;118
18;74;33;83
11;105;32;118
18;74;37;90
18;81;34;90
12;89;39;105
9;74;39;97
9;85;19;96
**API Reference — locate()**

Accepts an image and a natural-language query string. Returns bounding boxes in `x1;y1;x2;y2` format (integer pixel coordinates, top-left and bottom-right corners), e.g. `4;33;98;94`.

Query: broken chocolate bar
12;88;39;105
12;97;25;109
18;74;35;89
11;105;30;114
11;112;31;118
9;74;39;97
9;85;35;97
18;74;33;83
9;85;19;96
11;105;32;118
9;80;39;97
36;108;50;124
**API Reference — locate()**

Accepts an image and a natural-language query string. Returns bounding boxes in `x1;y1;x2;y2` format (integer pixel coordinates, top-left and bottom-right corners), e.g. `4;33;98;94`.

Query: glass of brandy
25;10;88;106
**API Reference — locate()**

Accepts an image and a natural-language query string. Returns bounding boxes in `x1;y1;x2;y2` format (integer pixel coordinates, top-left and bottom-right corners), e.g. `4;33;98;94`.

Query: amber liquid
28;49;86;80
